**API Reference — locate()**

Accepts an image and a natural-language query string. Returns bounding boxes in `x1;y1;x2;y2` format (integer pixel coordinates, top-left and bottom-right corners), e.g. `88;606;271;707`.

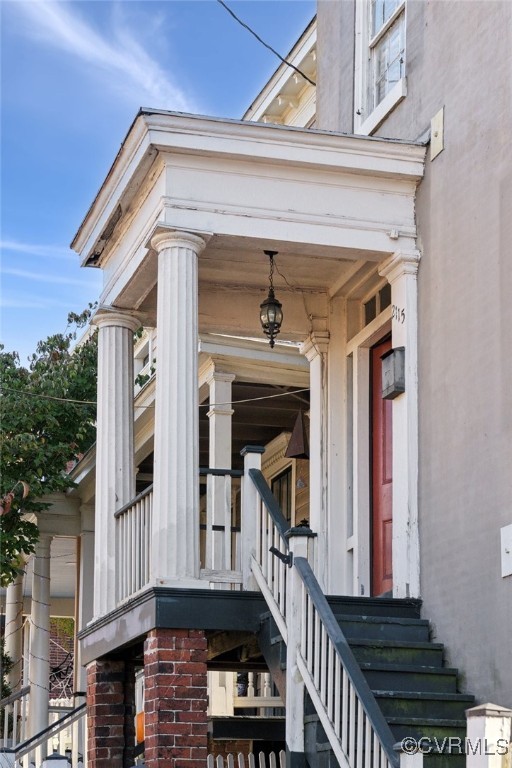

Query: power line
0;385;309;409
216;0;316;88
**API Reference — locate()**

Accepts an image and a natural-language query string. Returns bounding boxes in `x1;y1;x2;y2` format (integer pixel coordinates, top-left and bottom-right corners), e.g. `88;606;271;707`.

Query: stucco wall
317;0;512;706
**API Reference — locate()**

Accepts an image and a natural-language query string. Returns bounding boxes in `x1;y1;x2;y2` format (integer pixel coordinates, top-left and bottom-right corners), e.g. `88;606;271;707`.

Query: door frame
370;334;393;597
346;306;392;598
344;250;421;600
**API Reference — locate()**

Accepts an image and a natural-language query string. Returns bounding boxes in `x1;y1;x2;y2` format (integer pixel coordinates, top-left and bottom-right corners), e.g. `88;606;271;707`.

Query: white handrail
248;468;290;642
247;468;400;768
294;557;399;768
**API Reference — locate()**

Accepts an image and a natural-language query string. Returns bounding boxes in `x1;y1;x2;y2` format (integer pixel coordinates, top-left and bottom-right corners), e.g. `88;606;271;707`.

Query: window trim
354;0;406;136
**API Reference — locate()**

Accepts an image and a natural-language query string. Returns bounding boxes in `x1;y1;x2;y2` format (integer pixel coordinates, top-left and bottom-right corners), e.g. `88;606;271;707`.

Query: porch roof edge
70;110;426;266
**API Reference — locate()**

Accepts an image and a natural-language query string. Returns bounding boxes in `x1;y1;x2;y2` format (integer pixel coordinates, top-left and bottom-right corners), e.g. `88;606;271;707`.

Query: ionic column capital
92;307;141;332
379;250;420;283
150;227;209;256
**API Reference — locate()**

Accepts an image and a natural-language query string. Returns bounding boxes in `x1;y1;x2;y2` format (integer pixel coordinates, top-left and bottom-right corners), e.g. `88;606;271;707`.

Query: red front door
371;337;393;596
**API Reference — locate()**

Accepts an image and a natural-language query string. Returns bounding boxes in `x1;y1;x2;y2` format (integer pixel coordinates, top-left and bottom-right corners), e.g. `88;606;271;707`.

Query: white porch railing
200;468;243;588
115;485;153;602
115;468;247;602
247;468;290;642
247;466;401;768
0;686;30;749
294;557;399;768
233;672;283;714
0;696;86;768
207;751;286;768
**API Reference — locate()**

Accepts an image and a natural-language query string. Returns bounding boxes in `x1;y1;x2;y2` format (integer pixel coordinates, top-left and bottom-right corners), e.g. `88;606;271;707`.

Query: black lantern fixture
260;250;283;348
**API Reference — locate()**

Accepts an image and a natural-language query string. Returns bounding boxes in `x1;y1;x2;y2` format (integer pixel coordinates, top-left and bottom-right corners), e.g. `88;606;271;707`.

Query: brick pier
144;628;208;767
86;658;127;767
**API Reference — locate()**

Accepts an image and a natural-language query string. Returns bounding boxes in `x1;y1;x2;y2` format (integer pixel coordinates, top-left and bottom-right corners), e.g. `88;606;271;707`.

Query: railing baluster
313;610;321;688
357;699;364;768
327;639;334;721
334;656;341;737
349;682;356;763
341;667;349;749
365;713;372;768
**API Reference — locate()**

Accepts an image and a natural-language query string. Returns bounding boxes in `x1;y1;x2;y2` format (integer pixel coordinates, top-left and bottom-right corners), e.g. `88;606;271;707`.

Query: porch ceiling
134;236;378;336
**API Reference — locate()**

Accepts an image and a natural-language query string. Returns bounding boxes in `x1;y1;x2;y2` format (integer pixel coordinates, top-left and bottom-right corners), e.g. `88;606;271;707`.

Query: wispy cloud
2;267;96;287
11;0;197;111
0;240;74;259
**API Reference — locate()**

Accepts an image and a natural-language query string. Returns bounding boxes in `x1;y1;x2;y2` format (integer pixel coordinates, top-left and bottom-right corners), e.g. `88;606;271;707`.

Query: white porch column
379;250;420;598
92;309;140;616
206;366;235;573
28;535;52;748
150;229;207;585
300;329;330;592
4;572;24;692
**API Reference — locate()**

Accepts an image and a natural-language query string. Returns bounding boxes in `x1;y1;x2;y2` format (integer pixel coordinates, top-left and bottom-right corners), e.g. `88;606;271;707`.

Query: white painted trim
346;308;391;597
379;250;420;598
244;21;316;123
358;78;407;136
354;0;407;136
72;111;425;265
347;305;392;355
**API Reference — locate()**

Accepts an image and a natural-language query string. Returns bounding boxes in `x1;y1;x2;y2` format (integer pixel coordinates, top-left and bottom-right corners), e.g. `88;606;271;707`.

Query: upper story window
355;0;406;135
371;0;405;109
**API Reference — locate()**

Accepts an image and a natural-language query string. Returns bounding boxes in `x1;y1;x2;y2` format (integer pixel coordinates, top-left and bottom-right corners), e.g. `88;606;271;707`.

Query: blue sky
0;0;315;363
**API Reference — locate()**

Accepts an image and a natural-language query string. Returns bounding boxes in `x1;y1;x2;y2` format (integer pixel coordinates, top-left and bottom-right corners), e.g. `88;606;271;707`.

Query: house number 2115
392;305;405;324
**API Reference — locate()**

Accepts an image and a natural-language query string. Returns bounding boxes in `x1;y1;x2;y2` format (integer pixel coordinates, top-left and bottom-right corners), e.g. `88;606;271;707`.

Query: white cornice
71;111;425;267
243;19;316;121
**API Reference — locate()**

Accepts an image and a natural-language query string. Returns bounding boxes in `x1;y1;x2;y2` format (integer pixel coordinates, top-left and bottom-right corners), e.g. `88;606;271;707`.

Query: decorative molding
379;250;420;284
301;331;330;361
150;228;209;255
92;307;141;332
262;433;292;473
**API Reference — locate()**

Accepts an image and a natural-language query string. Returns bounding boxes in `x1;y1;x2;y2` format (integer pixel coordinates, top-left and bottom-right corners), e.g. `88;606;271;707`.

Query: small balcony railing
115;485;153;603
114;467;247;603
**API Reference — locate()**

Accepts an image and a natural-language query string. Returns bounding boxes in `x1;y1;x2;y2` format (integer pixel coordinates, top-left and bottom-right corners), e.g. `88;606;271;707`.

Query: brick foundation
86;659;126;767
144;628;208;768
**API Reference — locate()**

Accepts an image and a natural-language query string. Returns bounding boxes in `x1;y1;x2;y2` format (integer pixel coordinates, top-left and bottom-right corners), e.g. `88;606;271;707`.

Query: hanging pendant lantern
260;250;283;348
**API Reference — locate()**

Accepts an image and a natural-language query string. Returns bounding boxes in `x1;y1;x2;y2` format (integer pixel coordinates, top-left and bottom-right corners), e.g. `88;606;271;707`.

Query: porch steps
258;597;474;768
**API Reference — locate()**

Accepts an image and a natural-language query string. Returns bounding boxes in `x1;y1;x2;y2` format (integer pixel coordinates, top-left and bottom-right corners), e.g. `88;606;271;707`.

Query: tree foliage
0;306;98;586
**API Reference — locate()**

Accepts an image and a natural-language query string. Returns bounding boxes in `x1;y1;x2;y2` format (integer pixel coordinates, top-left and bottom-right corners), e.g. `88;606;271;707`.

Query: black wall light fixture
259;250;283;348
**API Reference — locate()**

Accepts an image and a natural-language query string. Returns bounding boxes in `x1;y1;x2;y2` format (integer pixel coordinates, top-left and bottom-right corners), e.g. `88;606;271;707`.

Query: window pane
379;283;392;311
372;13;405;108
271;467;293;523
372;0;400;36
364;296;377;325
